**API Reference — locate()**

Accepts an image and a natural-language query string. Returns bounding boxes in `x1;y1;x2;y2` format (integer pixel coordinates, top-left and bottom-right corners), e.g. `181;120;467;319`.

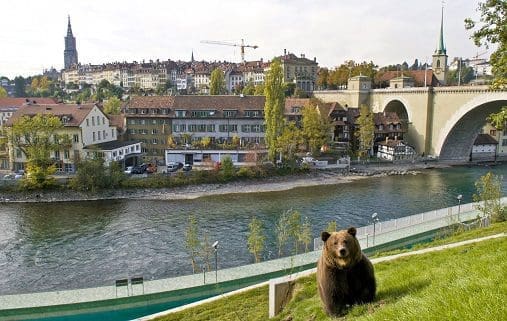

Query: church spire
67;15;73;37
191;50;194;62
435;5;446;55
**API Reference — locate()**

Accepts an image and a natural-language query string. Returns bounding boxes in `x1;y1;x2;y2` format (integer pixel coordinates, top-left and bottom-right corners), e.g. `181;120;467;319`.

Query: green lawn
154;222;506;321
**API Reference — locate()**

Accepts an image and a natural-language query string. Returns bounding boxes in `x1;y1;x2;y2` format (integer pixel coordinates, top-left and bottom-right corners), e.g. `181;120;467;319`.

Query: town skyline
1;0;487;79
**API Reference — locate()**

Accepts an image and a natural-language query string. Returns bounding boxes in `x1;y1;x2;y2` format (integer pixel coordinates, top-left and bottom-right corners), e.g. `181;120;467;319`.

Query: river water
0;164;505;295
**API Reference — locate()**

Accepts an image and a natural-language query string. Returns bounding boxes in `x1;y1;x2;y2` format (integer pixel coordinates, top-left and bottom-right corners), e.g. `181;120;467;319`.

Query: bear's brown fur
316;227;376;316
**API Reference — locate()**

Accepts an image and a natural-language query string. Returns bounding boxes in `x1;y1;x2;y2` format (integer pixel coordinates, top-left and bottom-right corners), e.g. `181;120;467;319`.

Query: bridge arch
383;98;410;122
437;94;507;161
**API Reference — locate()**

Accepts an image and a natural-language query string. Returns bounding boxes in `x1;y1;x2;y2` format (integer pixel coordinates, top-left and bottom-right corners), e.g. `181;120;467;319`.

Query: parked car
124;166;134;174
166;163;180;172
2;173;23;180
182;164;192;172
131;164;148;174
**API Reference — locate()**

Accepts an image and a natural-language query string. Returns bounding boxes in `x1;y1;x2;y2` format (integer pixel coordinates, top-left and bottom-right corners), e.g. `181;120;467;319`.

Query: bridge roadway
0;198;505;321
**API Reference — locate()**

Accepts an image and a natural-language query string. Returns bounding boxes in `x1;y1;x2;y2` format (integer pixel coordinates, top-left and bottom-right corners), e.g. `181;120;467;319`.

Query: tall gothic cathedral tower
64;15;78;69
432;6;448;85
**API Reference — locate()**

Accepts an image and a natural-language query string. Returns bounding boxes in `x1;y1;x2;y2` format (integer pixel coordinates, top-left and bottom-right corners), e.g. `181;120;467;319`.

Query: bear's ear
321;231;331;242
347;227;357;237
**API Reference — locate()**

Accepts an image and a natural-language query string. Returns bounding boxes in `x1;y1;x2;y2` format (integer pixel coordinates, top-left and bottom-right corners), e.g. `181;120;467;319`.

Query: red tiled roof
375;70;439;87
5;103;96;127
0;97;57;108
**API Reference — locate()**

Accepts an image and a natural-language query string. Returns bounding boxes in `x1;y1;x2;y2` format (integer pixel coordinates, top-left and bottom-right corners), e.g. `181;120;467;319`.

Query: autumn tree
0;86;7;98
200;231;214;272
302;100;332;155
488;107;507;130
247;217;265;263
326;220;338;233
299;216;313;253
242;81;255;95
264;58;285;161
275;210;290;257
10;114;65;188
209;68;226;95
473;172;504;222
465;0;507;89
254;83;265;95
287;209;302;254
355;104;375;158
316;68;329;90
103;96;121;115
185;215;201;273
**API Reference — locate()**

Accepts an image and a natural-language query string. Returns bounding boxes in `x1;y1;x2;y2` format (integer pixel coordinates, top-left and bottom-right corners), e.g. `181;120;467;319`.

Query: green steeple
435;6;446;55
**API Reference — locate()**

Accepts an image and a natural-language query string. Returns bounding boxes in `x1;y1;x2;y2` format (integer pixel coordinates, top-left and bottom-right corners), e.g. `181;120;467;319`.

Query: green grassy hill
154;222;507;321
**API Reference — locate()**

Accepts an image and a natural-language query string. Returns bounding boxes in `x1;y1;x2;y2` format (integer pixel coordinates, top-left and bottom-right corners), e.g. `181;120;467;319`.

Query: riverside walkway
0;198;505;321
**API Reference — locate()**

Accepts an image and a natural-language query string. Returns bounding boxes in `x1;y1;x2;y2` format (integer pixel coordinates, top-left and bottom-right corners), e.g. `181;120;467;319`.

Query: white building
377;140;416;161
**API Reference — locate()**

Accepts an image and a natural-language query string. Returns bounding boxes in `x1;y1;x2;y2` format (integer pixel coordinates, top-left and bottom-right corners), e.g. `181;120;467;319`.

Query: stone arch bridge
314;86;507;161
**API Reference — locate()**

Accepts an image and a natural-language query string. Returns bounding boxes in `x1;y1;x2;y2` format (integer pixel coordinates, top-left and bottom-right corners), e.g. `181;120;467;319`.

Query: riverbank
0;162;451;203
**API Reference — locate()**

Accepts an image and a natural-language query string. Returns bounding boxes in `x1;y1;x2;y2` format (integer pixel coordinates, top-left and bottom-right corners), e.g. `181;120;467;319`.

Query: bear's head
321;227;362;269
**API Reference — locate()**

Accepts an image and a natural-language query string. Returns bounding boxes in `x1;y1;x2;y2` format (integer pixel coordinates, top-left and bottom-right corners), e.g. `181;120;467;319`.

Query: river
0;164;505;295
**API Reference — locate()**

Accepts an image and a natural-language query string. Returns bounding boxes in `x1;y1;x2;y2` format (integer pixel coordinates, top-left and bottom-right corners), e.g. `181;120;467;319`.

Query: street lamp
212;241;219;283
457;194;463;222
372;213;379;246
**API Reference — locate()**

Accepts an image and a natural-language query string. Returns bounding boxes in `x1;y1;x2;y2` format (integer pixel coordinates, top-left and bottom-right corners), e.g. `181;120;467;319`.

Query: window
173;124;186;132
93;132;96;141
16;149;22;158
86;119;89;126
73;134;79;143
175;110;186;118
490;130;497;136
128;119;136;125
103;117;105;125
152;119;157;125
152;129;158;134
244;110;262;117
111;129;115;138
54;150;60;160
129;129;136;134
64;150;70;159
98;131;101;140
207;124;215;132
92;117;95;126
140;119;146;125
503;139;507;146
224;110;237;118
152;138;158;144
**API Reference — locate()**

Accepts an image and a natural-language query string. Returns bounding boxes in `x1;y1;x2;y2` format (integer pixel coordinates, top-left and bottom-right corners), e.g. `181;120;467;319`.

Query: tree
0;86;7;98
200;231;214;272
103;96;121;115
10;114;64;188
284;82;296;97
247;217;265;263
254;83;265;95
317;68;329;90
220;155;235;180
242;81;255;95
299;216;312;253
201;136;211;149
69;157;108;192
209;68;226;95
275;121;303;167
465;0;507;89
264;58;286;161
355;104;375;158
488;107;507;130
302;100;332;155
473;172;504;222
275;210;290;257
14;76;26;97
326;220;338;233
287;209;302;254
185;215;201;273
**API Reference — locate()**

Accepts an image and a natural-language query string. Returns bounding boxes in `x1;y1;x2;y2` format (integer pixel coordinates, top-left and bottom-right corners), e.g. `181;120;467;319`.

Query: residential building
5;103;140;172
471;133;498;162
377;139;416;161
125;95;266;163
273;49;318;92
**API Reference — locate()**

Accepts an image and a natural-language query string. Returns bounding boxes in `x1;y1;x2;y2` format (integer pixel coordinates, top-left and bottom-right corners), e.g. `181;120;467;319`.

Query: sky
0;0;487;79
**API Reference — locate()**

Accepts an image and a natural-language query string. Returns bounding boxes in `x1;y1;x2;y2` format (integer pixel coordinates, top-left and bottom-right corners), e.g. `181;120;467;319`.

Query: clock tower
432;6;448;85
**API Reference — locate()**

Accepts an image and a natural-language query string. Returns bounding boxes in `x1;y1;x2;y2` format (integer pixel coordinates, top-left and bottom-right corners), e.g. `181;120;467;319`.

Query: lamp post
212;241;219;284
372;212;379;246
457;194;463;222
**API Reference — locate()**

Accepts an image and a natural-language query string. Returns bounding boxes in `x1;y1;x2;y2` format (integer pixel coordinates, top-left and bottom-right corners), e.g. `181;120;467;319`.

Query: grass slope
154;223;506;321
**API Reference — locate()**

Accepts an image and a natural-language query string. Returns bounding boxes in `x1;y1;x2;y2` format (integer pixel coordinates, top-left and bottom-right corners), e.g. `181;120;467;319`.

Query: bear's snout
338;247;348;257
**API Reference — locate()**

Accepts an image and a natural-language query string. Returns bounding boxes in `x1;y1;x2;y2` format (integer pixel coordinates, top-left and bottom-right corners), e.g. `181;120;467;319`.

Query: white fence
314;197;507;251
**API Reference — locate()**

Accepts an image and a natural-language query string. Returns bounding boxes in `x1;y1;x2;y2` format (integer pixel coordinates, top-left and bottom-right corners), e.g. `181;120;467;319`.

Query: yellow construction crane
200;39;259;62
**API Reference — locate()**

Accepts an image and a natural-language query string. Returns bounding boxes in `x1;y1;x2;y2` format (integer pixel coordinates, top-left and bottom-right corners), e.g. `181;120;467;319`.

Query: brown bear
316;227;376;316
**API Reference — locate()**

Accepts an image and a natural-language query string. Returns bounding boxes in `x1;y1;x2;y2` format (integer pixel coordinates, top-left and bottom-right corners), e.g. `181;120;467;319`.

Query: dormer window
224;110;237;118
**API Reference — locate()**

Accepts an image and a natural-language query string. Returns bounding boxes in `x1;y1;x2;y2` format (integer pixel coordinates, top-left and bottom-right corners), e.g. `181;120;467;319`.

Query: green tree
247;217;265;263
69;157;108;192
0;86;7;98
326;220;338;233
275;210;290;257
242;81;255;95
302;100;332;155
287;209;302;254
14;76;26;97
254;83;265;95
488;107;507;130
185;215;201;273
209;68;226;95
264;58;286;161
465;0;507;89
220;155;235;180
200;231;214;272
10;114;63;188
473;172;504;222
103;96;122;115
355;104;375;158
275;121;303;168
299;216;312;253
